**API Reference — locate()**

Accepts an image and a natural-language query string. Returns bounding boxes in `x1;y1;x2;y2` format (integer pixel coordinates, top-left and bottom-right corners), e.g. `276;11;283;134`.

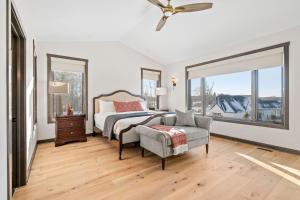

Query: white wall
0;0;8;199
165;26;300;151
36;41;164;140
0;0;36;197
13;0;37;172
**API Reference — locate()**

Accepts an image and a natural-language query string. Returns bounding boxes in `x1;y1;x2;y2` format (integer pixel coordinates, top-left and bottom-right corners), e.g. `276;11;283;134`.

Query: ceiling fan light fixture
147;0;213;31
164;10;173;17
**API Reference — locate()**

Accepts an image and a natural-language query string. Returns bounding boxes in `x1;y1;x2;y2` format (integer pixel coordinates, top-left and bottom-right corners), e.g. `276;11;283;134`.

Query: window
47;54;88;123
141;68;161;109
205;71;252;120
186;43;289;129
189;78;203;113
257;66;283;124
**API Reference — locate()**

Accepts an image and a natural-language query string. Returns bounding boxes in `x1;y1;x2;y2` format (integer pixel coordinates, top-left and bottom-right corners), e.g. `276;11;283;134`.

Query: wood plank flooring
13;136;300;200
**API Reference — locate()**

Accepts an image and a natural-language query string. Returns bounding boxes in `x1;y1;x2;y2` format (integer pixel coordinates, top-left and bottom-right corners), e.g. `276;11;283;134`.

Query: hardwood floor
13;136;300;200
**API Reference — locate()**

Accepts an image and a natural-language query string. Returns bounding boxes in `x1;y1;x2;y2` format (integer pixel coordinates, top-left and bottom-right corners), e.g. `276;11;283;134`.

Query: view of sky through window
189;66;283;123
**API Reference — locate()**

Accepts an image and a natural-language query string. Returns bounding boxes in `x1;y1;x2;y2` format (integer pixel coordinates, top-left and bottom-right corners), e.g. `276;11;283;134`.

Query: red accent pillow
113;101;143;112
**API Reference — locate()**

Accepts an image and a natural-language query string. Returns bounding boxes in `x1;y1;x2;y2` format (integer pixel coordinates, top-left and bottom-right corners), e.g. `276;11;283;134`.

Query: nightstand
55;114;87;147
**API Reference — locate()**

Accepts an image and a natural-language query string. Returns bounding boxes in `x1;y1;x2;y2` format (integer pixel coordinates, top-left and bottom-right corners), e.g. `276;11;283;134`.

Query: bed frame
93;90;145;134
93;90;166;160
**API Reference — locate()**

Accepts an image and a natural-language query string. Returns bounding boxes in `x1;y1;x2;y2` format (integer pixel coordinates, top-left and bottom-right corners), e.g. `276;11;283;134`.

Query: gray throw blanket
103;112;152;140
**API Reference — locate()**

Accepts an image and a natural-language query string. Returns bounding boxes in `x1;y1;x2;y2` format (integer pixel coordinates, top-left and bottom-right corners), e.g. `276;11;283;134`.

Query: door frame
7;2;27;198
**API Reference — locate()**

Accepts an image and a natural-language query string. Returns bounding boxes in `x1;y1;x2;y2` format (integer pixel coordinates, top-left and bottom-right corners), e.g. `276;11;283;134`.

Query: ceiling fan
147;0;213;31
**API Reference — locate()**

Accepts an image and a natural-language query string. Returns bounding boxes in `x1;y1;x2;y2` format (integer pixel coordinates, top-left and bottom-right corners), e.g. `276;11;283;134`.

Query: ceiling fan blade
156;16;168;31
175;3;213;13
147;0;165;8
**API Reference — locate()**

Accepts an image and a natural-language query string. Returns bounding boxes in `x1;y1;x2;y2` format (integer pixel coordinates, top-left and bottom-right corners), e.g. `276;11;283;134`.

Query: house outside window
204;71;253;120
257;66;283;124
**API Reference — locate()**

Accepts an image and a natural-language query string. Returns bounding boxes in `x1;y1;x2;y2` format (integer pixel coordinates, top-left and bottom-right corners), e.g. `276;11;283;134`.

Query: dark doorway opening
8;4;27;197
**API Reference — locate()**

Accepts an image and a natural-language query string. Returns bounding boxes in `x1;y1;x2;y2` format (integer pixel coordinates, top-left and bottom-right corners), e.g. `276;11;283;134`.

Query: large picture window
141;68;161;109
47;54;88;123
186;43;289;129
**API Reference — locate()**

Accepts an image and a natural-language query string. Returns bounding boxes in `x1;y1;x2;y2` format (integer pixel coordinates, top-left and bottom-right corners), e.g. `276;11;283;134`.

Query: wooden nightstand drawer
55;114;87;147
57;128;85;139
57;119;84;129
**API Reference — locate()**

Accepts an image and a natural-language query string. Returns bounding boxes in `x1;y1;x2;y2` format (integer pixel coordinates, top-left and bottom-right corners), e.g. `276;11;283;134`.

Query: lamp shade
49;81;69;94
155;87;167;96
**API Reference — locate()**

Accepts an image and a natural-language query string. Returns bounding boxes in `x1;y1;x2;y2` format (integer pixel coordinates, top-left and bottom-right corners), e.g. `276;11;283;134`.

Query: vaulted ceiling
15;0;300;65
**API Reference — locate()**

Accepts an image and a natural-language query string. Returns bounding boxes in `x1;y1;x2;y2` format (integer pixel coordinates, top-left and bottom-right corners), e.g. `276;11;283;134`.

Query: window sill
208;116;289;130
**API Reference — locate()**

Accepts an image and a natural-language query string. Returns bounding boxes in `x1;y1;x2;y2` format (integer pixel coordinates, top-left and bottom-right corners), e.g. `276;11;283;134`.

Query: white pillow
140;101;148;111
98;100;116;113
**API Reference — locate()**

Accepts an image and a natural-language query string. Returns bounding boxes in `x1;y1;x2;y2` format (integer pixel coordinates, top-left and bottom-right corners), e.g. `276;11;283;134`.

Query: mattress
94;111;151;135
95;111;166;143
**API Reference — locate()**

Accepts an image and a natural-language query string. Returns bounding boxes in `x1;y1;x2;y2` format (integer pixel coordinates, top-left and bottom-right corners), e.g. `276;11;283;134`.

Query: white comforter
94;111;152;136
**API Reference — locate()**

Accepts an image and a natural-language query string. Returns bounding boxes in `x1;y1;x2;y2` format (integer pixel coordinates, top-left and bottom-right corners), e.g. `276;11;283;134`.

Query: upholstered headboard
93;90;145;115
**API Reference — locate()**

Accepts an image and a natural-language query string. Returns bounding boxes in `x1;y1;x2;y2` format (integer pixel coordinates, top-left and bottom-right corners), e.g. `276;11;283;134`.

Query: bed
93;90;168;160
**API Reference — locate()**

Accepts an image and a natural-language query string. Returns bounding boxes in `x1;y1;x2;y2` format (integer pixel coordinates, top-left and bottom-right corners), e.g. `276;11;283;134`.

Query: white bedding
94;111;151;135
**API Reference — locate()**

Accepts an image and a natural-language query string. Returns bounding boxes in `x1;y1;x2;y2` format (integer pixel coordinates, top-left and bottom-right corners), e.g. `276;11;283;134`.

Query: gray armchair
136;115;212;170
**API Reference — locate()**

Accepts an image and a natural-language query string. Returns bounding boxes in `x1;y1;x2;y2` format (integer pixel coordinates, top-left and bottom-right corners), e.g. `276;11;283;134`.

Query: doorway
7;4;27;196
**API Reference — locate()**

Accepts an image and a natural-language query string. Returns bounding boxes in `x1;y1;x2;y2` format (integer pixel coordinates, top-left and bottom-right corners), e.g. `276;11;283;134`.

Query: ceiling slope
122;0;300;64
15;0;300;65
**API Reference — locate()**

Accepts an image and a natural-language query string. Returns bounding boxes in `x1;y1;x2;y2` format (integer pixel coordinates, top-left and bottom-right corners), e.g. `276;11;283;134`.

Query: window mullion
202;78;206;116
252;70;258;122
281;66;285;126
187;79;191;110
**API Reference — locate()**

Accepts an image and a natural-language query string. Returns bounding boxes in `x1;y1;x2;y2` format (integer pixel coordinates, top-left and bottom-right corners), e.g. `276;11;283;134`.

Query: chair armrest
194;116;212;131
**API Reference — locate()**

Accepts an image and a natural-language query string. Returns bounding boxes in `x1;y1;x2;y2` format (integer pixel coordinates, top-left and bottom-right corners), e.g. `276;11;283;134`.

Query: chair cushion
174;126;208;140
164;126;209;146
137;125;209;146
175;109;196;127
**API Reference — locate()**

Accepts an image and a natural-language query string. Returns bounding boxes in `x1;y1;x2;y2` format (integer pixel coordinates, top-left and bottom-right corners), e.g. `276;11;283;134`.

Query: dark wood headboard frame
92;90;145;130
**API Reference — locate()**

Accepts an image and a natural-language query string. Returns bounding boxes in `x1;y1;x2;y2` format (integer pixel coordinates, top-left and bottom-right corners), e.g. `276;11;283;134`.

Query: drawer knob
70;122;73;126
70;131;74;135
